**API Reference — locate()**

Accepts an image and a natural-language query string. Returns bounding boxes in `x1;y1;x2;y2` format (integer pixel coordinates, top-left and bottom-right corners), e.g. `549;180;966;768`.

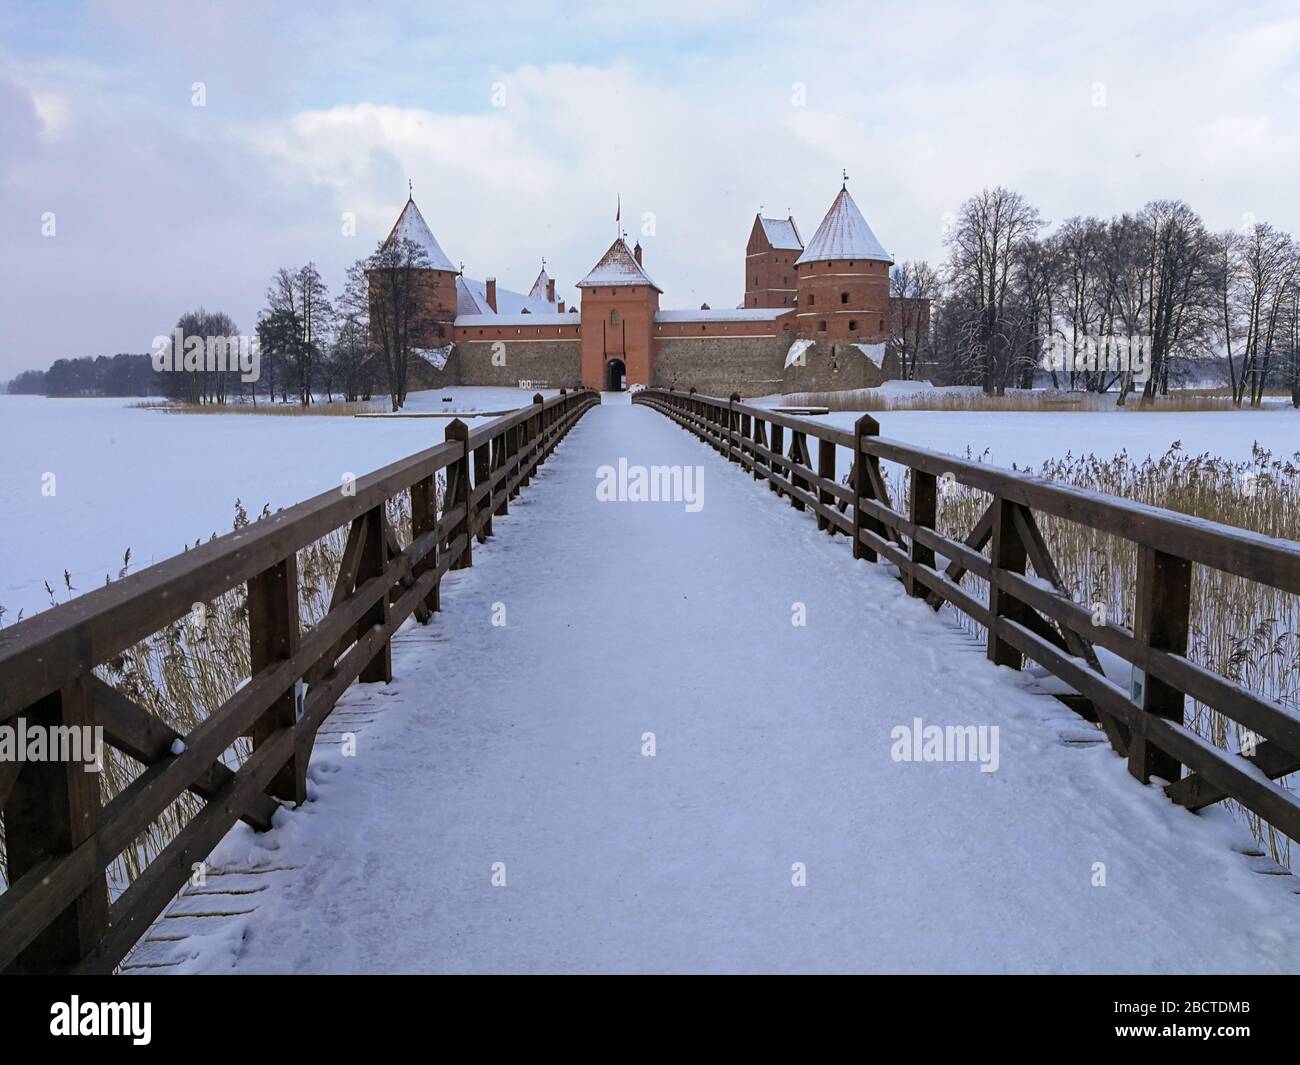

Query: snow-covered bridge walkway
133;395;1300;973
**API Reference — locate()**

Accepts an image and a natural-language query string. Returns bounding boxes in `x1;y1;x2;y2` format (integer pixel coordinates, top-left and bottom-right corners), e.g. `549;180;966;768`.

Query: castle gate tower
577;239;661;390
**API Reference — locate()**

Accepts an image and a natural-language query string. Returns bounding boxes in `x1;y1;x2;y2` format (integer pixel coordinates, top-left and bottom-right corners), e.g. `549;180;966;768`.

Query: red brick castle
370;182;924;396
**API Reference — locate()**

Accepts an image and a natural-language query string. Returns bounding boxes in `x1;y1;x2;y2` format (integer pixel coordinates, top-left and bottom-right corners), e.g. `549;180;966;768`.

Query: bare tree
1220;223;1298;407
889;260;938;380
363;237;435;411
945;187;1045;394
1132;201;1216;407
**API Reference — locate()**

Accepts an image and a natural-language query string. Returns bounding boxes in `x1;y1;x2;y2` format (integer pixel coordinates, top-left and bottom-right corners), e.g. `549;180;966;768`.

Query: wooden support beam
248;554;306;804
770;423;784;496
410;475;441;615
445;418;472;571
1128;546;1191;785
908;470;937;597
853;413;882;561
789;431;808;512
357;506;393;684
926;501;995;611
817;438;836;533
987;498;1029;669
2;675;109;973
474;442;492;541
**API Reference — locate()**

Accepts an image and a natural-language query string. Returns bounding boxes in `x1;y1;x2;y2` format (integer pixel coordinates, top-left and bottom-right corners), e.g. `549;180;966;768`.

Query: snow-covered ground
129;396;1300;974
0;389;542;622
817;407;1300;469
4;388;1295;623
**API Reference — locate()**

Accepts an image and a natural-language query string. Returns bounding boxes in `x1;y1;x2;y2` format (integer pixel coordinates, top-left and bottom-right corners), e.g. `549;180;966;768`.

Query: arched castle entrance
605;359;627;392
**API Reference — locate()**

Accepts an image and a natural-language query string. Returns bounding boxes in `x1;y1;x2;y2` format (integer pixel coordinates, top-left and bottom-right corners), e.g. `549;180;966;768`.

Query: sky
1;0;1298;379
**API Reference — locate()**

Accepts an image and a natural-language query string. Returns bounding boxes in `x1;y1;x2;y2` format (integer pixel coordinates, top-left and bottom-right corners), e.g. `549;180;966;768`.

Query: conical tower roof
577;238;661;292
382;198;457;272
795;186;891;266
528;266;553;301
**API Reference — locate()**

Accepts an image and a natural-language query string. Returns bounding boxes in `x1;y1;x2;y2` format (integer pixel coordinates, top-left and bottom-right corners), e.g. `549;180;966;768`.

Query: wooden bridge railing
0;388;599;974
634;387;1300;851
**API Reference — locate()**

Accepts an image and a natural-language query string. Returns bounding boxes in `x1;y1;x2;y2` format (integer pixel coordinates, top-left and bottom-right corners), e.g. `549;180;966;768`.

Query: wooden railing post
852;413;881;560
491;433;509;516
908;469;937;596
533;393;546;464
473;440;492;541
2;675;109;973
411;472;441;613
506;421;521;501
357;505;393;682
1129;547;1192;784
728;393;741;463
789;431;808;512
752;416;767;482
817;437;835;533
248;555;307;802
769;422;785;496
986;497;1029;669
445;418;472;571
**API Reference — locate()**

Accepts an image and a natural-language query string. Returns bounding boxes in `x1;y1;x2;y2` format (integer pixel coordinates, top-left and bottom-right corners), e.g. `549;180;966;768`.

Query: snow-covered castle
370;183;924;396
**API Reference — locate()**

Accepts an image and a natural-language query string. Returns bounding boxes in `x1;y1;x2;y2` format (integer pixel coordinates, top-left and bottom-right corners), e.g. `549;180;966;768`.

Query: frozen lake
816;406;1300;470
1;390;1297;622
0;389;550;622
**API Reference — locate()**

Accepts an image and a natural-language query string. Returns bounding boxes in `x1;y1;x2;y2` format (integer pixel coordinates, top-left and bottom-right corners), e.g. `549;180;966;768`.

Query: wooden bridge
2;387;1300;974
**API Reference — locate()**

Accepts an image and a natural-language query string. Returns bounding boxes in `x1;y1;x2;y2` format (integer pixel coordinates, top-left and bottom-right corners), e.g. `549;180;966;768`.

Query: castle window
807;294;815;306
818;320;827;332
879;318;885;331
840;292;849;304
610;310;619;326
849;320;858;331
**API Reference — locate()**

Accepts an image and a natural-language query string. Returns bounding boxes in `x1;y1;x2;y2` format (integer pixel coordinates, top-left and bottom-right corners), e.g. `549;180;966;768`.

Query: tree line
888;188;1300;407
6;235;440;412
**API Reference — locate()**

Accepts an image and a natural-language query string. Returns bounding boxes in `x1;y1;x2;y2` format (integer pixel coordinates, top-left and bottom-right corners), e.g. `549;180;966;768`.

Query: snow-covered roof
456;276;555;317
577;239;661;292
382;198;457;272
655;308;791;323
795;187;892;266
853;342;887;368
759;216;803;251
413;345;452;370
785;338;814;368
527;267;555;303
455;312;575;327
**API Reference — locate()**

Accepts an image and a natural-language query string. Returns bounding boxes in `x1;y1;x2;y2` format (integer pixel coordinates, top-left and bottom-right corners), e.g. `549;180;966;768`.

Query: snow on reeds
0;491;427;893
783;387;1290;413
900;442;1300;865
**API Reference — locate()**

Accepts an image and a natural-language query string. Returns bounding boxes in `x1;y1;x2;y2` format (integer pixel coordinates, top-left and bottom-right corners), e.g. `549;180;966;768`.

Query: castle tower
577;238;661;390
527;264;557;305
370;197;459;350
794;185;892;342
744;213;803;308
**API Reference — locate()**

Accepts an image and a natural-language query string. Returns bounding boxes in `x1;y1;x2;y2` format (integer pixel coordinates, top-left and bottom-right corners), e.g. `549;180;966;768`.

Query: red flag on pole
616;194;621;224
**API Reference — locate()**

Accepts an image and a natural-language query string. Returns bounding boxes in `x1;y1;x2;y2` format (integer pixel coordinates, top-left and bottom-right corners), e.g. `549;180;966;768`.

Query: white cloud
2;0;1298;377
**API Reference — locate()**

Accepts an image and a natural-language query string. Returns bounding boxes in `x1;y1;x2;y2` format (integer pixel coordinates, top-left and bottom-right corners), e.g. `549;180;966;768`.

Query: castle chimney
546;278;556;303
485;277;497;312
633;241;643;265
558;299;566;313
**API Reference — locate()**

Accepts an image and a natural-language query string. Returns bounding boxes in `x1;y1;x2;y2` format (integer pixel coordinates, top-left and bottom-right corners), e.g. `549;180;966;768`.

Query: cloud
1;0;1298;377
